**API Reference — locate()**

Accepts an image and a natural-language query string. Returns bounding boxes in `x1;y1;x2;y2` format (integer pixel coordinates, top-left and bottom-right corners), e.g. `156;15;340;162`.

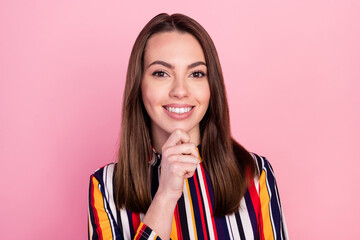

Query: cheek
141;85;159;109
200;84;211;104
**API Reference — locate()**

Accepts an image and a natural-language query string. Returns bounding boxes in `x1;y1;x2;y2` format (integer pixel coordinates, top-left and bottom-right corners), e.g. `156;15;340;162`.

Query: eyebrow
147;60;207;70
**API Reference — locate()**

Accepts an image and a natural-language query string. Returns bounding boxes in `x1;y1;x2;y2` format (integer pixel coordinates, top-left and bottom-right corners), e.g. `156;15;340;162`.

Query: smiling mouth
164;106;194;114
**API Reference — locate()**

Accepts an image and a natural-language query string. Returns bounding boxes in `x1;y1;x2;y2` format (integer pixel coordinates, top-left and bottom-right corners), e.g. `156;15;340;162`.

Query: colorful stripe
198;163;217;240
171;206;179;240
177;195;190;239
249;177;265;240
184;178;198;239
259;169;274;240
193;171;209;240
89;176;113;239
88;151;288;239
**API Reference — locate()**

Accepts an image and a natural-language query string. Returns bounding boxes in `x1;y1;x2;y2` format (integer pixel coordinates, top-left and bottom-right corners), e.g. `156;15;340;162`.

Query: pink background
1;0;359;239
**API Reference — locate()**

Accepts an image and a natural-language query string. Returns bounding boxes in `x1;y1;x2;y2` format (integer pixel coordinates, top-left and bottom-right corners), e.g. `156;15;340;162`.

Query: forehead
143;31;206;64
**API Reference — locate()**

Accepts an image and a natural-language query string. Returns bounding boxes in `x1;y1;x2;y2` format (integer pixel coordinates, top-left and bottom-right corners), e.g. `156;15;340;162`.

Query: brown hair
114;13;256;216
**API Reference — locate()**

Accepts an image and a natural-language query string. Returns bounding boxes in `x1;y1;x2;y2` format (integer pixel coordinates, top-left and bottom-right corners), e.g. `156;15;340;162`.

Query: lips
162;104;195;119
164;106;193;114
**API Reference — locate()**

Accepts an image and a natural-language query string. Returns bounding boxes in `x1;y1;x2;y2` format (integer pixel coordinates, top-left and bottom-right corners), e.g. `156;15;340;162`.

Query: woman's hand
157;129;201;204
142;129;200;239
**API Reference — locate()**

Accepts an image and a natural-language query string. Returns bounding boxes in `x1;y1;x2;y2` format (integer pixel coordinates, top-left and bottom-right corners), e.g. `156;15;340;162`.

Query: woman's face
141;31;210;145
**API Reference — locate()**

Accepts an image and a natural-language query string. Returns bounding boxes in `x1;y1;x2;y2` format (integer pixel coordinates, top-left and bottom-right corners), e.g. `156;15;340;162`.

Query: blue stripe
126;209;135;238
187;173;205;239
235;212;246;239
203;169;231;240
195;170;210;237
244;189;259;239
263;158;282;238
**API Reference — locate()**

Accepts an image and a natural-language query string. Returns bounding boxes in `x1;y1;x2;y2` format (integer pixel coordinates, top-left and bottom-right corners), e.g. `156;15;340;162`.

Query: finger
184;170;196;179
165;143;199;159
163;129;190;148
167;154;200;164
170;162;198;178
182;164;198;179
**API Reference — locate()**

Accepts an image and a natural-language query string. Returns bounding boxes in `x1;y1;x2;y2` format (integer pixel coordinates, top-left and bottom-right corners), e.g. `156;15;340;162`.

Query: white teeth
166;107;192;114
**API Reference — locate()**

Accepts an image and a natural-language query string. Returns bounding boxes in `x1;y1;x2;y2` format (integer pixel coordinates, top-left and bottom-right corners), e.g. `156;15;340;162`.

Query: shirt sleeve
256;155;289;240
88;174;161;240
134;222;161;240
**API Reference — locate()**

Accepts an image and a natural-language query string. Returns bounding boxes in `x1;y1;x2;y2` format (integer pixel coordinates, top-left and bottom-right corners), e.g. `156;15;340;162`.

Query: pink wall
1;0;359;239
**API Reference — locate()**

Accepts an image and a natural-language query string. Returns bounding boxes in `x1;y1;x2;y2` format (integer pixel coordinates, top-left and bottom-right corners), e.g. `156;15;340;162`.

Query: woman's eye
190;71;206;78
152;71;168;77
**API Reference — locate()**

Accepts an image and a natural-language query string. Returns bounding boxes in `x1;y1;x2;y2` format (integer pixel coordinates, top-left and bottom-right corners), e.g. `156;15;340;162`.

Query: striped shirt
88;150;288;240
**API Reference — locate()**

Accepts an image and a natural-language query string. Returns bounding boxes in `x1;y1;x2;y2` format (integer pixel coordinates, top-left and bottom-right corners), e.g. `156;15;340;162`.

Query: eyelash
190;71;206;78
152;71;206;78
152;71;169;78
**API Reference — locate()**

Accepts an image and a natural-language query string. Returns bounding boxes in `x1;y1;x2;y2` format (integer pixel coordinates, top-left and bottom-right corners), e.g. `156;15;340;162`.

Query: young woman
88;13;288;240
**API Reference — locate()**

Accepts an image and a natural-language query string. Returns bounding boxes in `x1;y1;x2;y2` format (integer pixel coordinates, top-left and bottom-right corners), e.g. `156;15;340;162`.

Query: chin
168;125;198;134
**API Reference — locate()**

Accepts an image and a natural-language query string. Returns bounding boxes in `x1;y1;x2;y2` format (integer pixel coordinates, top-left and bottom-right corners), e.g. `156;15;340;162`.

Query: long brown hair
114;13;256;216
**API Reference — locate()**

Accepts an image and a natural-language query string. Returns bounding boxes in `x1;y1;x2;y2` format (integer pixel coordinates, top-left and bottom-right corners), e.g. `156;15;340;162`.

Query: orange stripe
135;222;146;240
176;204;184;239
185;179;198;240
170;213;178;240
90;177;103;239
197;147;203;163
88;213;91;238
259;170;274;240
91;176;113;239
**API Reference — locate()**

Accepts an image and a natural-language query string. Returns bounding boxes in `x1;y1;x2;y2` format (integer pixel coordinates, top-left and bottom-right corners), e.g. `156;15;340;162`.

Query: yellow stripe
91;176;113;239
88;212;92;237
196;147;203;162
170;215;178;240
135;222;144;237
185;179;198;240
259;170;274;240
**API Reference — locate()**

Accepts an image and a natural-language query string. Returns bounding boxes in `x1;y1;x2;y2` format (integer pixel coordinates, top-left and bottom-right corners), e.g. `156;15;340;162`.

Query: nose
169;77;188;98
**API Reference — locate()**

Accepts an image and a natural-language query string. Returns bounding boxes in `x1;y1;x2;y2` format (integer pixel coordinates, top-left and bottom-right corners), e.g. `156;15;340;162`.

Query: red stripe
132;212;141;233
135;224;147;240
90;177;103;240
175;204;183;239
248;178;265;240
193;172;209;240
200;164;218;240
